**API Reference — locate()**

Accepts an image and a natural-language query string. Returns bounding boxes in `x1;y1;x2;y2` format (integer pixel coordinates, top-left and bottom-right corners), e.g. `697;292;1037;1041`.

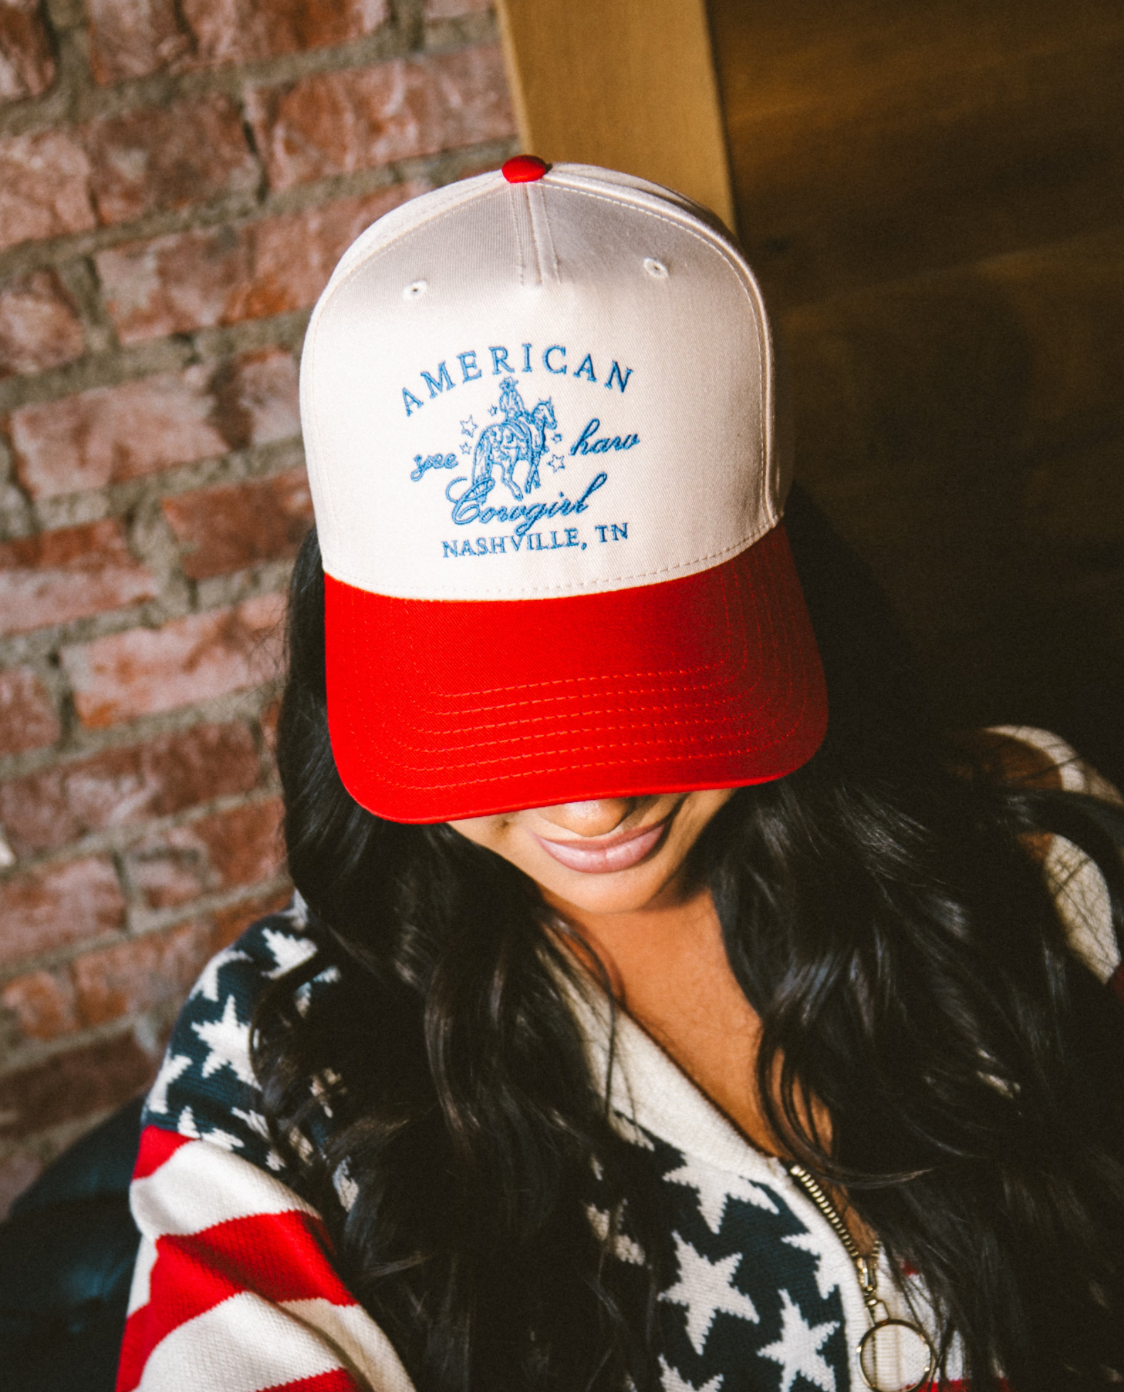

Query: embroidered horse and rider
409;378;558;498
470;379;558;501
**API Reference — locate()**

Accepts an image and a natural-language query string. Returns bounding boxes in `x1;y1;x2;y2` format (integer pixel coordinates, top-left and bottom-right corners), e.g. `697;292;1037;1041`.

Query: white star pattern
231;1105;269;1140
192;994;255;1084
261;927;317;978
287;892;309;928
198;1124;245;1151
757;1289;838;1392
294;964;341;1017
148;1052;191;1115
189;946;249;1002
782;1232;841;1303
333;1160;359;1209
175;1102;244;1151
658;1355;724;1392
664;1159;778;1233
585;1203;645;1264
311;1068;342;1117
660;1233;759;1355
232;1106;285;1170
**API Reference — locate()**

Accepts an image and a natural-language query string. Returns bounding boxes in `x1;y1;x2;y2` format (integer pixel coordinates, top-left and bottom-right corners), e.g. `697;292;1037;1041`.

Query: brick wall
0;0;515;1212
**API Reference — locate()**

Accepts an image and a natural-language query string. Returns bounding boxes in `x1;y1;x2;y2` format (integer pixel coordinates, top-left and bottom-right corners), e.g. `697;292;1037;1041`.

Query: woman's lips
534;816;670;874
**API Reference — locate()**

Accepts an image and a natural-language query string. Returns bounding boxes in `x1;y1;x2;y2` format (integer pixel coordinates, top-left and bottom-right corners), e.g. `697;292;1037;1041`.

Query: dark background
710;0;1124;783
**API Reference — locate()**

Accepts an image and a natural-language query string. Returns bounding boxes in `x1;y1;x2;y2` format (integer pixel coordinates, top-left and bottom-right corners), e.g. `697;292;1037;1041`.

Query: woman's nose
536;799;637;838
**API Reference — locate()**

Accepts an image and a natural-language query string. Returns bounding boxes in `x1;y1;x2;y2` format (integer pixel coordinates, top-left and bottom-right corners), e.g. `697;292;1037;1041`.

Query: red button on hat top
502;155;549;183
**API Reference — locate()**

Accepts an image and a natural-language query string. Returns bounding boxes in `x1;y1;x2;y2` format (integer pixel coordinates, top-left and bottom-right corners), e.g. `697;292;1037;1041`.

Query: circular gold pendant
857;1318;936;1392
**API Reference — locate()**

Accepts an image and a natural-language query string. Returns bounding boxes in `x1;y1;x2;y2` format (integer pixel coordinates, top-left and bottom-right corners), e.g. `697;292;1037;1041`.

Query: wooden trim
495;0;736;232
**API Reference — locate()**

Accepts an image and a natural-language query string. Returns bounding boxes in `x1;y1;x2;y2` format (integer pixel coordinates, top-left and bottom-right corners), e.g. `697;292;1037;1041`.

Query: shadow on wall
786;241;1124;785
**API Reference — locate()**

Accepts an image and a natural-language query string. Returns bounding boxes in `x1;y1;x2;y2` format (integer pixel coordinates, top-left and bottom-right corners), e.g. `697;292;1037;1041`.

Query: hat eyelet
403;279;428;300
643;258;669;279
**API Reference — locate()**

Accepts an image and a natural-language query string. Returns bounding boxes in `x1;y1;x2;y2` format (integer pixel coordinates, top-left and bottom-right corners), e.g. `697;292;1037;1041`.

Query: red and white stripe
117;1126;416;1392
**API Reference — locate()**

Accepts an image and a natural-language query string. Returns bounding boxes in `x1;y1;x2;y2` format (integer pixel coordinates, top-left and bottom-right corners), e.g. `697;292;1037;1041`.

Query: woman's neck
551;882;878;1253
550;880;777;1154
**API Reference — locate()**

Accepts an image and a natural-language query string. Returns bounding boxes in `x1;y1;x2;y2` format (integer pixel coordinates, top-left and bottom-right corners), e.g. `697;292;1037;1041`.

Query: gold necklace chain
786;1163;936;1392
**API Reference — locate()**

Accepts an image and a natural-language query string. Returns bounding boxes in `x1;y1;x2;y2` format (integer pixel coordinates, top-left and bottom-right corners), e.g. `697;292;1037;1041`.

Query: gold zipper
786;1162;936;1392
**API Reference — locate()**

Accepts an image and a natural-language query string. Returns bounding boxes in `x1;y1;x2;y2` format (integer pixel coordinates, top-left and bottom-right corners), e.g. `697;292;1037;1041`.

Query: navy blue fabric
0;1096;142;1392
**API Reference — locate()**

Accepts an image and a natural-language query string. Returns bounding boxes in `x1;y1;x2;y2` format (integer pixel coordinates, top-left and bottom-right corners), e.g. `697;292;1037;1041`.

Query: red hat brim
325;523;828;823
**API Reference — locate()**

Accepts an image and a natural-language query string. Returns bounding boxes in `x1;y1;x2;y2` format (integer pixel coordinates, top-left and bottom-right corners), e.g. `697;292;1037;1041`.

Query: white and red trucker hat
299;156;828;823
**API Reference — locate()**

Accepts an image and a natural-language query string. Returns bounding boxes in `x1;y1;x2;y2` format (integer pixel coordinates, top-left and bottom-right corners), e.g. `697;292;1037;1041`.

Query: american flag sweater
117;727;1123;1392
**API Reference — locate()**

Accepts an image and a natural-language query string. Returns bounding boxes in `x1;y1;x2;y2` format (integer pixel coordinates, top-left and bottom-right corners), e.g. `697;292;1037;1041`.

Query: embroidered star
460;416;477;437
782;1232;841;1303
664;1160;778;1233
660;1233;759;1355
547;454;566;472
189;945;249;1002
192;994;255;1085
460;441;473;455
262;927;317;978
148;1052;192;1115
658;1356;724;1392
757;1289;838;1392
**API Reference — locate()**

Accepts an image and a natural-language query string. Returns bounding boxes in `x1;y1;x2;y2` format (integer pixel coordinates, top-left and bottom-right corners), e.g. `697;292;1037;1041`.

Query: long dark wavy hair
253;485;1124;1391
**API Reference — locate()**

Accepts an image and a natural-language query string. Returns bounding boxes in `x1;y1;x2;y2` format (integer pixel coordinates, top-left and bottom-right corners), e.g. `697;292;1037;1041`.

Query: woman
117;160;1124;1392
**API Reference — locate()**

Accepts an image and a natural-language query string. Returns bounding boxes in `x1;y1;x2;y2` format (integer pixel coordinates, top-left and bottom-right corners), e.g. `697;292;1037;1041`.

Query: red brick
87;0;189;84
72;918;212;1026
0;856;125;968
0;0;56;103
0;270;83;379
0;1031;154;1141
205;347;300;451
212;881;291;946
0;667;60;756
0;130;94;254
0;518;158;637
424;0;491;15
126;796;283;907
0;720;260;856
62;592;286;728
0;967;80;1041
95;183;422;343
181;0;388;66
163;467;312;579
86;93;259;225
247;46;513;192
203;796;283;883
88;0;387;84
259;696;279;752
9;353;298;500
